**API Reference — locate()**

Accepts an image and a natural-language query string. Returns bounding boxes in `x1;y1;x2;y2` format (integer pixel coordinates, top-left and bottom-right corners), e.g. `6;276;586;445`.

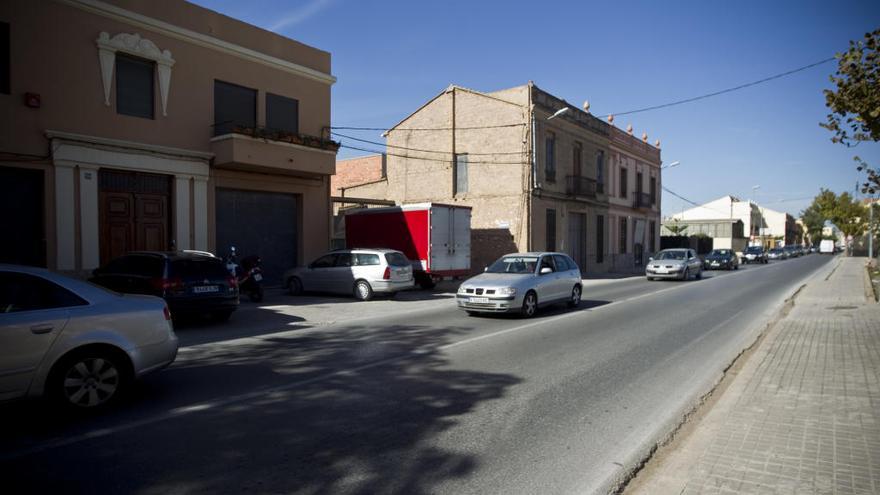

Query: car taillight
227;275;238;288
151;277;184;292
163;305;172;321
383;266;391;280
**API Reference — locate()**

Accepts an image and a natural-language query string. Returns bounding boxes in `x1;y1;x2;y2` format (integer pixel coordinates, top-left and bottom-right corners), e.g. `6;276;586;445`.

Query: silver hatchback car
456;252;583;317
0;264;179;410
284;248;415;301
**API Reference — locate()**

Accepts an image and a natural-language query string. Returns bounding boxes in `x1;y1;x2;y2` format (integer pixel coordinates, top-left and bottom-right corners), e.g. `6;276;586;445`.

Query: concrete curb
618;256;841;494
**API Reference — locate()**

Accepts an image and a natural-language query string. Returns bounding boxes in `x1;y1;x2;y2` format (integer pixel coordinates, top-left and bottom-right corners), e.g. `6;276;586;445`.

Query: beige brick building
0;0;338;281
339;82;662;274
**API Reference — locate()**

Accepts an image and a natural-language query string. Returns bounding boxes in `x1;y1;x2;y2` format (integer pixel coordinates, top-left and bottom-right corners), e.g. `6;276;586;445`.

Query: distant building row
663;195;804;252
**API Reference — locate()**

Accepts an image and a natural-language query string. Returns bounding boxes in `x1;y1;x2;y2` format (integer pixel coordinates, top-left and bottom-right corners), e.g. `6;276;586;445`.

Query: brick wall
332;154;385;195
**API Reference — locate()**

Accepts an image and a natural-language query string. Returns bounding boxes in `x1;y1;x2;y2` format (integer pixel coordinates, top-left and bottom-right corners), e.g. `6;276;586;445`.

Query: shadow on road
2;321;521;495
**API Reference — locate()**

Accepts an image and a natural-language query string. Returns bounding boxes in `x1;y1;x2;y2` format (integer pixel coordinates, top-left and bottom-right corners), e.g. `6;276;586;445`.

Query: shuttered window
116;54;154;119
266;93;299;134
214;80;256;136
454;154;468;195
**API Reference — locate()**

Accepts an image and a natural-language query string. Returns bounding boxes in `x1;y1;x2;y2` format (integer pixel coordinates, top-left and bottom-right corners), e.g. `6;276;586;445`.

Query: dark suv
90;251;239;320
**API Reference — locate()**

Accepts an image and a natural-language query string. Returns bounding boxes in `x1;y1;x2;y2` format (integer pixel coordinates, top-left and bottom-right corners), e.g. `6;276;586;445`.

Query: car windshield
654;251;686;260
709;250;730;256
745;247;762;253
770;248;783;253
486;256;539;274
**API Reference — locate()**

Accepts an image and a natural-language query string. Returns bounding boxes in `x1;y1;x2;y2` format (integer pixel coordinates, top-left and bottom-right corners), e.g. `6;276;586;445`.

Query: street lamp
751;185;764;248
547;107;571;120
660;160;680;170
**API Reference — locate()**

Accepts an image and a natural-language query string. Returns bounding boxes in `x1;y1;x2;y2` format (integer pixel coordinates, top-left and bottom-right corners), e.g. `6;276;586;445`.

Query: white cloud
268;0;335;32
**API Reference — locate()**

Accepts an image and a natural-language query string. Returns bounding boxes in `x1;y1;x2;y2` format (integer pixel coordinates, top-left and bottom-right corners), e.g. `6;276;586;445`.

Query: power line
331;123;527;132
662;186;736;217
339;143;527;165
331;131;525;156
607;57;836;117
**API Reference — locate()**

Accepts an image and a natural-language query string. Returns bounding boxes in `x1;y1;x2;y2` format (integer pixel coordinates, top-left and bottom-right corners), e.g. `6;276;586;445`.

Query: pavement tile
629;257;880;495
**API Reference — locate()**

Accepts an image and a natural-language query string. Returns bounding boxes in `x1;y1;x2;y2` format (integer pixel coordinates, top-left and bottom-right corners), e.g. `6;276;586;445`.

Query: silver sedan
645;248;703;281
456;252;583;317
0;264;178;410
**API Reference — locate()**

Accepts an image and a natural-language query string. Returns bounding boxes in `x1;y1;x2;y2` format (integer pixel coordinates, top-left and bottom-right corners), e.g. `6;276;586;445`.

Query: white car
0;264;178;410
456;252;583;317
284;248;414;301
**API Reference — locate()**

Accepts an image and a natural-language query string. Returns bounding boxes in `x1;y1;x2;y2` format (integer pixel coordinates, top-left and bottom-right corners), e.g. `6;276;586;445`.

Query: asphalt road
0;254;833;494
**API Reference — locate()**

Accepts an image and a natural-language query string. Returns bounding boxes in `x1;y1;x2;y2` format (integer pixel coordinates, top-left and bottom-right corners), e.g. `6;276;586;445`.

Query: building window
116;54;154;119
266;93;299;134
0;22;9;95
573;142;582;177
620;167;628;199
546;209;556;251
649;220;656;252
650;176;657;204
454;153;468;195
596;150;605;193
596;214;605;263
214;80;256;136
636;171;643;195
545;132;556;183
619;217;628;254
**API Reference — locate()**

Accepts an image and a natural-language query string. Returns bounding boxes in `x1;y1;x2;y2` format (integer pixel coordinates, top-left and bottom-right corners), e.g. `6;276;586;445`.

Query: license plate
469;297;489;304
656;269;667;274
193;285;219;293
711;262;720;266
253;273;263;282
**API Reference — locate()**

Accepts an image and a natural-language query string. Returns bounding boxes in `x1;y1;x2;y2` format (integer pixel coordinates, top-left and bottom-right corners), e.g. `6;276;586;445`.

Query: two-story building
0;0;338;281
337;82;663;274
606;124;662;270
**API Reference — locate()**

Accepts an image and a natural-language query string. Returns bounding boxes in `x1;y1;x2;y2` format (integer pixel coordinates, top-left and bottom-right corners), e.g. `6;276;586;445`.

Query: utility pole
870;197;875;259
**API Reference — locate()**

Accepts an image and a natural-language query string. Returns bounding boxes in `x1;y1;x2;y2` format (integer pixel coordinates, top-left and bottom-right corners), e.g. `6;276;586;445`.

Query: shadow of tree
2;321;521;494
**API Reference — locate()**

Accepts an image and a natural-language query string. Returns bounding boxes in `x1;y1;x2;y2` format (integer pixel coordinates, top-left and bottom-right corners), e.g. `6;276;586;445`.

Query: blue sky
192;0;880;217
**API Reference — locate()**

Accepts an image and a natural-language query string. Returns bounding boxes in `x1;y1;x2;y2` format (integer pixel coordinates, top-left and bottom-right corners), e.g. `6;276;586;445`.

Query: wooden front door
99;170;170;264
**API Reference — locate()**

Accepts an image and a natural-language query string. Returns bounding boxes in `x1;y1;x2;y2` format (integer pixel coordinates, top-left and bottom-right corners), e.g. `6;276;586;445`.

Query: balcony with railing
634;191;653;209
566;175;598;199
210;123;340;177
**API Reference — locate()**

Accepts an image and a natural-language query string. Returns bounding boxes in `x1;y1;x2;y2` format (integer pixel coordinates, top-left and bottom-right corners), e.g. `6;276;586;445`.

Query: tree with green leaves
806;189;868;255
800;202;826;245
820;28;880;194
664;218;688;236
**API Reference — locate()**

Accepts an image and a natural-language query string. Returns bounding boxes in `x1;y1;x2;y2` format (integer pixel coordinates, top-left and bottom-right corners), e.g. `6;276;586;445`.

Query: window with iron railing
214;80;256;136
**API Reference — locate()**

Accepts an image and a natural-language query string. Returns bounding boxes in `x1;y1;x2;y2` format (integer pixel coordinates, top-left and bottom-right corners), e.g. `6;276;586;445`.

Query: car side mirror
540;267;553;275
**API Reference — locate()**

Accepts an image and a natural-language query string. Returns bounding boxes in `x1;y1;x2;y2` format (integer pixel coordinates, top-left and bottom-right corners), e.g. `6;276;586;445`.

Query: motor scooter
225;247;264;302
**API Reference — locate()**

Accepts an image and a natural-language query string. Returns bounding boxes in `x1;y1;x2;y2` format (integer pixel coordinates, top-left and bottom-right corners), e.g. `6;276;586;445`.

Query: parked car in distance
646;248;703;281
456;252;582;317
768;248;787;260
90;251;239;321
0;264;178;410
783;245;800;258
704;249;739;270
741;246;768;264
285;248;414;301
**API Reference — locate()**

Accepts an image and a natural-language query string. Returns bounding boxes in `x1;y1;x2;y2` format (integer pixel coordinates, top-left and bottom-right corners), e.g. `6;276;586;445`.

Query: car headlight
457;286;468;294
497;287;516;296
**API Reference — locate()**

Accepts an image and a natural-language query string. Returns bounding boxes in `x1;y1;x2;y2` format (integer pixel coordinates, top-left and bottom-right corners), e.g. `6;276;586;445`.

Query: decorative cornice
46;130;215;161
96;31;175;116
58;0;336;85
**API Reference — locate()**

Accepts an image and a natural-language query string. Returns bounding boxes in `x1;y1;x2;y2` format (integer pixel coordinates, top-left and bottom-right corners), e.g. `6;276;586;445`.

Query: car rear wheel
50;349;131;411
521;291;537;318
354;280;374;301
287;277;303;296
567;285;581;308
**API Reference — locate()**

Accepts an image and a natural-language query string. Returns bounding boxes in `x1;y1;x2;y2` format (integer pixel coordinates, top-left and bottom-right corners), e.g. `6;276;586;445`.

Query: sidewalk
628;256;880;494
